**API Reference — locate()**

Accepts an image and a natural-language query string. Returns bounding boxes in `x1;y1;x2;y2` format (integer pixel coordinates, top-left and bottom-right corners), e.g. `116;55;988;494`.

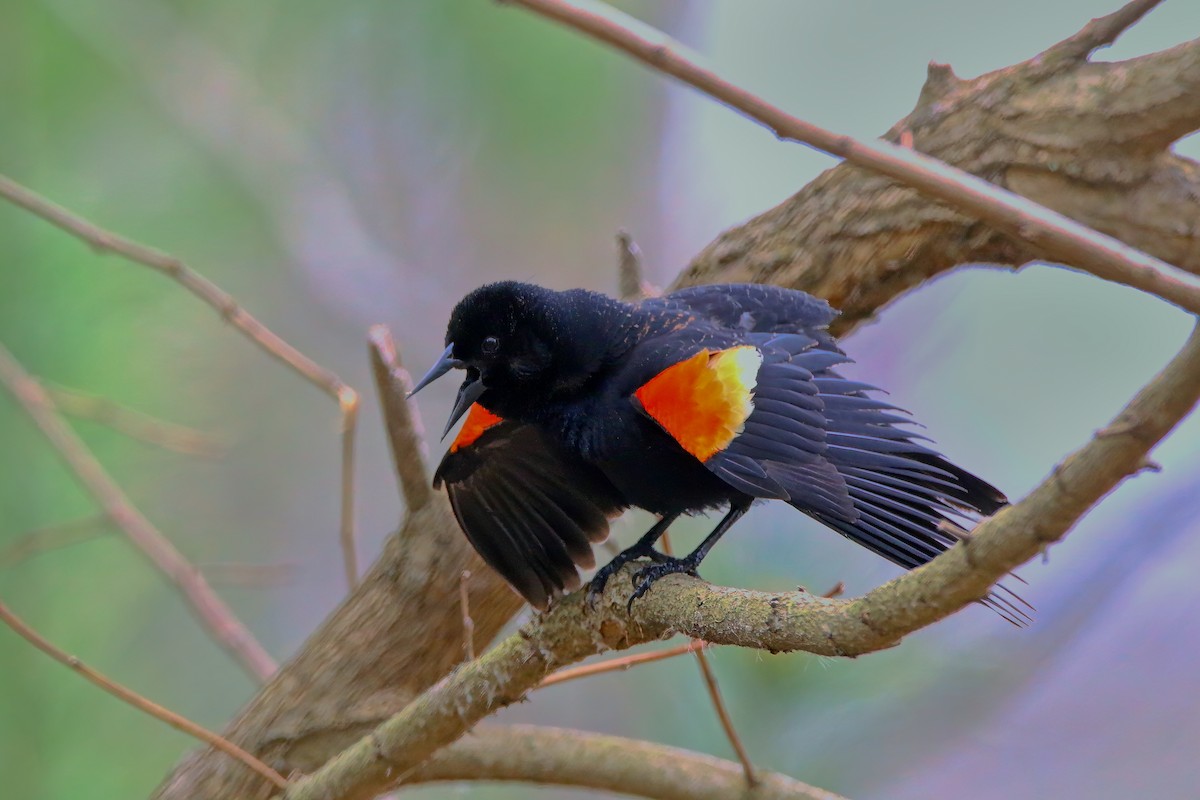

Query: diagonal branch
0;516;112;569
505;0;1200;317
45;383;226;457
0;598;285;789
405;725;846;800
367;325;433;512
0;173;362;590
283;316;1200;800
0;343;276;681
1039;0;1165;64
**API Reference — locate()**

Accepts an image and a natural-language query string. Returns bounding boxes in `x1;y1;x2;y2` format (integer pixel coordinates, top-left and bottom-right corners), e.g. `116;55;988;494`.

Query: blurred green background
3;1;1199;798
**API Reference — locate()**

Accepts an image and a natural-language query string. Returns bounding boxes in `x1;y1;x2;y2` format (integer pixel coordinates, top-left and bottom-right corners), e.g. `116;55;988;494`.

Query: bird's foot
627;557;701;611
588;544;669;606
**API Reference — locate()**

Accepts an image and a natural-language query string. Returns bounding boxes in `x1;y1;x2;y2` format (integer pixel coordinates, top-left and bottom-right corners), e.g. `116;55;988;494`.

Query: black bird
411;281;1027;623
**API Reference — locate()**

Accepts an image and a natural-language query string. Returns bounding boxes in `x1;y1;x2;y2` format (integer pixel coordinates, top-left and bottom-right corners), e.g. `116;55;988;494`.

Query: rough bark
154;10;1200;800
678;37;1200;334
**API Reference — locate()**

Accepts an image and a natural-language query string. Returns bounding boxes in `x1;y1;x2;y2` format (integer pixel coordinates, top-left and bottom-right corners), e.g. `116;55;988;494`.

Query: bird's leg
588;513;679;604
627;502;751;609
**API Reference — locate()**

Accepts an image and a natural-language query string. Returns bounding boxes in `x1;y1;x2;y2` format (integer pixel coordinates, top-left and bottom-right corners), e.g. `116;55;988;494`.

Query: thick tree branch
507;0;1200;321
0;343;277;681
404;725;846;800
284;317;1200;800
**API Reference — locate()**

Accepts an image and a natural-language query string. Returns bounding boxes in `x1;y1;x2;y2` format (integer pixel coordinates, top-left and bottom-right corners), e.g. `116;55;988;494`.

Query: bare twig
0;516;112;568
1040;0;1165;64
692;646;756;785
45;383;226;457
504;0;1200;316
661;531;755;785
407;725;845;800
460;570;476;662
0;173;361;594
0;343;276;681
338;391;360;590
539;640;706;688
0;597;286;789
367;325;433;512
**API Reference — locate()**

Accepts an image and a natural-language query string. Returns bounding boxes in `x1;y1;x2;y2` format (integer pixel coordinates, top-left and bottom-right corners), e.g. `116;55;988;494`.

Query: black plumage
414;281;1028;623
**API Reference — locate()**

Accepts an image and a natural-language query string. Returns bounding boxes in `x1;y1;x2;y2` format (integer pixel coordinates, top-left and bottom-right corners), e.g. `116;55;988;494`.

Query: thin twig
0;173;360;595
460;570;476;662
0;343;276;681
45;383;226;457
0;516;112;569
367;325;433;511
661;531;756;786
539;640;706;688
0;597;286;789
504;0;1200;316
339;388;360;589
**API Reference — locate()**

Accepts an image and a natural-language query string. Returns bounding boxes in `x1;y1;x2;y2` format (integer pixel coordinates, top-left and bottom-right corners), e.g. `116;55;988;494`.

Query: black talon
626;557;701;610
587;513;679;606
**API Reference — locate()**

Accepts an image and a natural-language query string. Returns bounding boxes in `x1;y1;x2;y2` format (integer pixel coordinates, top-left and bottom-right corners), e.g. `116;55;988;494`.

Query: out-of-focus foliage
1;2;1198;799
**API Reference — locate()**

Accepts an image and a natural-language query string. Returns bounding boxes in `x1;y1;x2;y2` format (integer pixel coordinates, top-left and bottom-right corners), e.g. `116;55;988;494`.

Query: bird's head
409;281;629;436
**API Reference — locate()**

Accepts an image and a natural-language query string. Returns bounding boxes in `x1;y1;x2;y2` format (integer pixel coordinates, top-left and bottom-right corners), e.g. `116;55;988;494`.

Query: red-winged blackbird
412;281;1028;623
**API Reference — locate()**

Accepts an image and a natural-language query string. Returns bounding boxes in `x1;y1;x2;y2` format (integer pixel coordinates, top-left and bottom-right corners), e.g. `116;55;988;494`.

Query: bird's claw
587;547;670;608
626;559;700;611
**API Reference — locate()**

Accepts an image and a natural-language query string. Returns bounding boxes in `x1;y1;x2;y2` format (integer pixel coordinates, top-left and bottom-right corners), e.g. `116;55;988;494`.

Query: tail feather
811;369;1028;624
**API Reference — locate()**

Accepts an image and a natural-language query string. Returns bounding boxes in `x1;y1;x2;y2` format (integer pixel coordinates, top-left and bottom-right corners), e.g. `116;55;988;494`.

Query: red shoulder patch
450;403;504;453
634;346;762;461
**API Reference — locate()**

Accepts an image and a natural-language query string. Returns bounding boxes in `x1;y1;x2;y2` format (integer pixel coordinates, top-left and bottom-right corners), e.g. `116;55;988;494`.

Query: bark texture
678;37;1200;334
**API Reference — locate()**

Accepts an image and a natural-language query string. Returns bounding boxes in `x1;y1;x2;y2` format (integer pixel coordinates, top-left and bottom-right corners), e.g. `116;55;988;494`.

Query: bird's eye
481;336;500;355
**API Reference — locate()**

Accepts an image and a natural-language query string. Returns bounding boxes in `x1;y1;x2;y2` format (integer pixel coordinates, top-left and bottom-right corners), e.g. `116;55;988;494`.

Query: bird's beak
408;343;486;439
444;376;486;438
408;344;462;398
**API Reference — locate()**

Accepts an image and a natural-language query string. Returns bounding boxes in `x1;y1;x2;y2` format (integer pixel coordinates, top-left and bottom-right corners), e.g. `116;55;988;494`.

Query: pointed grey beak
444;376;486;438
408;344;462;398
408;343;487;439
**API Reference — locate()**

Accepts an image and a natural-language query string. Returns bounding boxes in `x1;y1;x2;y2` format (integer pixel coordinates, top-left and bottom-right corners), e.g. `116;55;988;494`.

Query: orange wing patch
634;346;762;461
450;403;504;453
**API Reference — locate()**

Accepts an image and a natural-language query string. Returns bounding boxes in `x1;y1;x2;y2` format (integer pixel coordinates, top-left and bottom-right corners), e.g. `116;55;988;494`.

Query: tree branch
44;383;226;457
505;0;1200;320
283;308;1200;799
1039;0;1164;64
367;326;432;512
0;343;277;682
0;598;285;789
404;725;846;800
0;173;362;591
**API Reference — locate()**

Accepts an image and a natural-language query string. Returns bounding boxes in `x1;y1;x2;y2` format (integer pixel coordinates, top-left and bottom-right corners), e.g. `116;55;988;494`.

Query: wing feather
435;414;626;609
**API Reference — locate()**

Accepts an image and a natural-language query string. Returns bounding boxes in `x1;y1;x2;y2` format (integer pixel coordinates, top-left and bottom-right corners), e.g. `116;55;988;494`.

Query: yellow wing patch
634;346;762;461
450;403;504;453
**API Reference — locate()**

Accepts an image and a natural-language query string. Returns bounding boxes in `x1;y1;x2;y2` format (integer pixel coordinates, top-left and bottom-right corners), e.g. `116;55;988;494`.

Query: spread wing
434;404;626;610
631;331;1024;622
